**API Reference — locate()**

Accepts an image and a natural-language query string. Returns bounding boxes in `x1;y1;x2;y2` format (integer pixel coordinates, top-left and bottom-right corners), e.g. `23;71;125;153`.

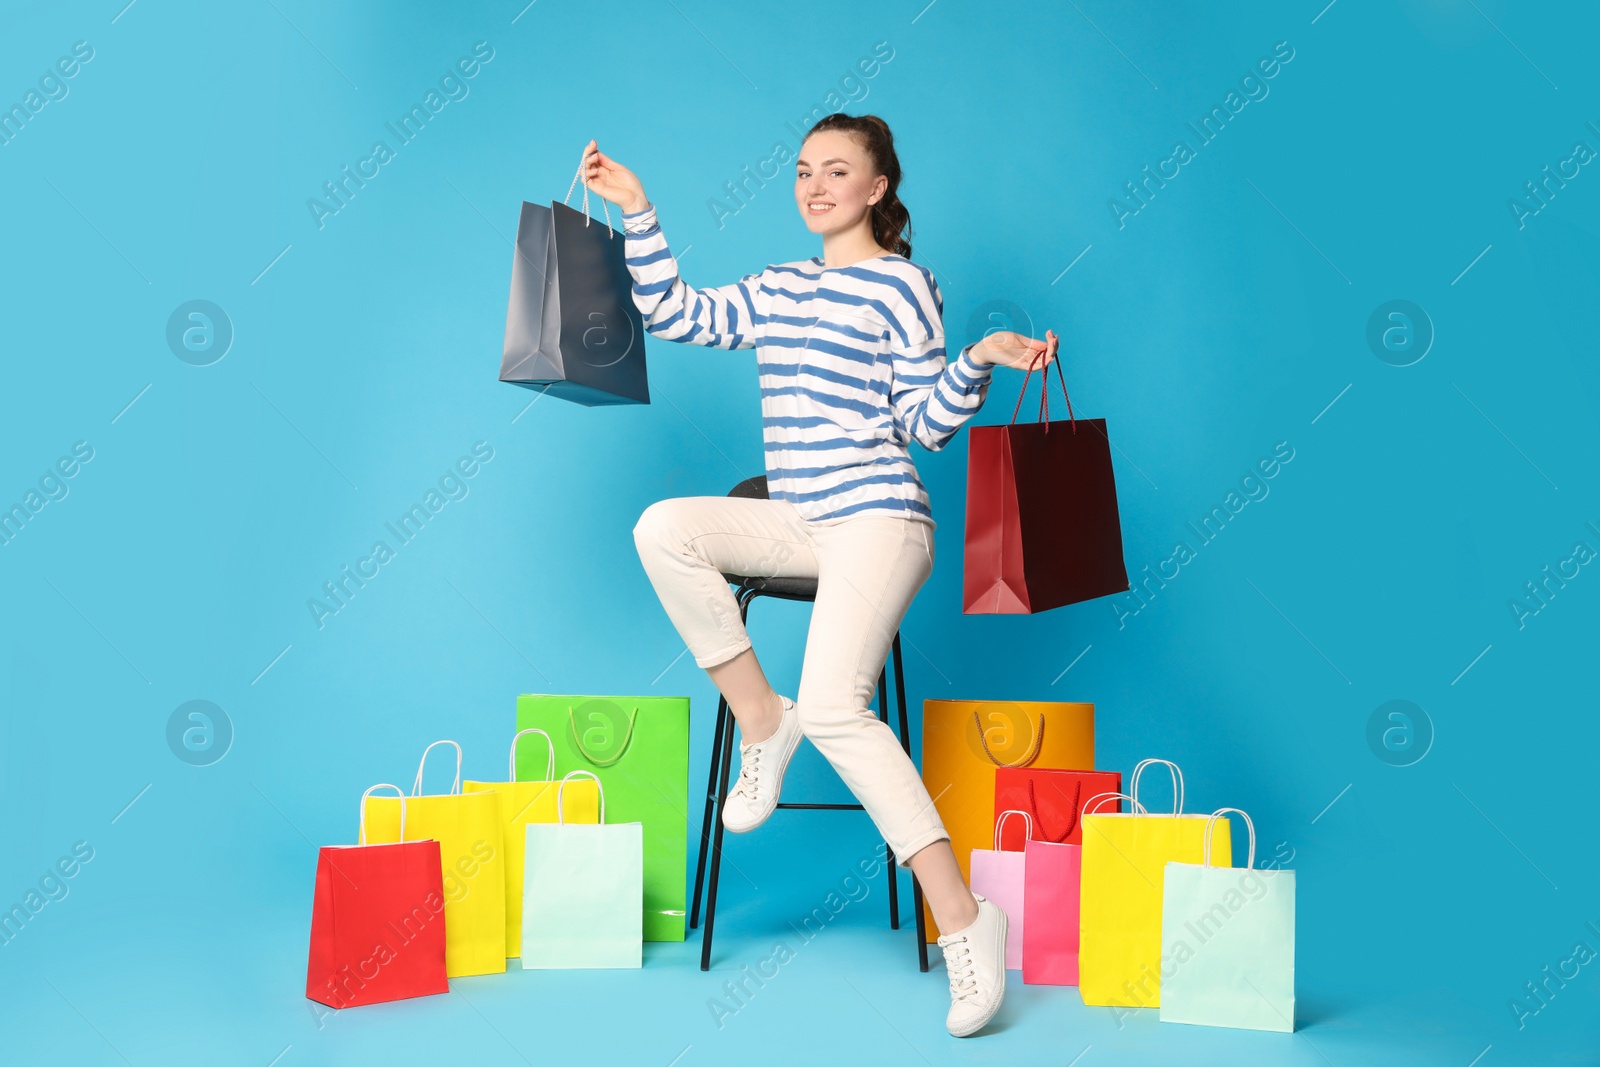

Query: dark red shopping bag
994;767;1122;849
963;349;1130;614
305;785;449;1009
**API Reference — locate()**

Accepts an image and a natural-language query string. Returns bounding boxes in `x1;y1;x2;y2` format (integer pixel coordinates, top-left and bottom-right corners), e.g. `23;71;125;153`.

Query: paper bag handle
993;809;1034;851
555;769;606;825
565;157;615;237
1082;791;1147;816
360;783;407;844
1007;337;1075;434
1130;758;1184;815
1203;807;1255;869
1027;777;1082;842
510;728;555;782
412;740;463;797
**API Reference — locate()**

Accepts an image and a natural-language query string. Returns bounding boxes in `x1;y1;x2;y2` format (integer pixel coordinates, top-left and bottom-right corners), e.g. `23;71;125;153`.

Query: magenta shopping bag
1022;834;1082;985
968;810;1031;970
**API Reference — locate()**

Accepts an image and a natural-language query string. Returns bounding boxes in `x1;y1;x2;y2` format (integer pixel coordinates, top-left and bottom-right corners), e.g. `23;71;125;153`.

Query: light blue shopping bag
1159;807;1295;1032
521;770;643;969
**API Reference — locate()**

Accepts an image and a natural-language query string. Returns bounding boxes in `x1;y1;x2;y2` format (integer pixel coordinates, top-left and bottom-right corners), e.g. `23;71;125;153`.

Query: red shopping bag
306;785;449;1009
963;349;1130;614
994;767;1122;848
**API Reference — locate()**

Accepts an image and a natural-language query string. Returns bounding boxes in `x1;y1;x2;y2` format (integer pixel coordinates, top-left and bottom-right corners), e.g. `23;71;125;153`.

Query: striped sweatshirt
620;203;995;527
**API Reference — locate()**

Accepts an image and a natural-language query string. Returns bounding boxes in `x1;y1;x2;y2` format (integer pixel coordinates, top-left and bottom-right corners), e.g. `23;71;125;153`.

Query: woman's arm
887;268;996;452
580;139;760;351
889;331;997;452
621;203;762;351
888;275;1059;452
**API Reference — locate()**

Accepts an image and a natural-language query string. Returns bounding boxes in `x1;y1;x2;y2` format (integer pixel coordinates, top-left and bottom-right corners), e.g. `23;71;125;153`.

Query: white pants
632;495;952;868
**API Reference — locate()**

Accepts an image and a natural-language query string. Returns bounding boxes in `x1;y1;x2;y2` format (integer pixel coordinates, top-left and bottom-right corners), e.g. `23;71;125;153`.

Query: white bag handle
993;809;1034;851
564;156;615;237
1203;807;1256;869
509;728;555;782
1082;791;1149;817
1130;758;1184;814
360;783;407;844
555;769;605;825
412;740;463;796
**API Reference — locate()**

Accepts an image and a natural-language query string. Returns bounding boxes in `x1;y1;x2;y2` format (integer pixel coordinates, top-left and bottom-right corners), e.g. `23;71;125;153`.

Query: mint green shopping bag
522;771;643;969
1159;808;1296;1032
514;694;688;942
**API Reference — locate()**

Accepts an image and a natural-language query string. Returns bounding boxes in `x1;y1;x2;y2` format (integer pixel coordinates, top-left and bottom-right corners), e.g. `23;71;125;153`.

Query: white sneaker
937;893;1008;1038
721;695;802;833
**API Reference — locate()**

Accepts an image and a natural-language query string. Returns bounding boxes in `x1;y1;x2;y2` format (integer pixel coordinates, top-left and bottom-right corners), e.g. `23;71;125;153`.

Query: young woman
580;113;1057;1039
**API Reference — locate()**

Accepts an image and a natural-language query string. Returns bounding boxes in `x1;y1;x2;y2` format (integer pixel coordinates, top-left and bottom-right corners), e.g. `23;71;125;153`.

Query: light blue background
2;1;1597;1064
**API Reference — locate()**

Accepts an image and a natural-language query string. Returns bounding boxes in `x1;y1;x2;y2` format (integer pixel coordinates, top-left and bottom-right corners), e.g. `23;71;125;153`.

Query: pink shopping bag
969;810;1032;970
1020;789;1110;985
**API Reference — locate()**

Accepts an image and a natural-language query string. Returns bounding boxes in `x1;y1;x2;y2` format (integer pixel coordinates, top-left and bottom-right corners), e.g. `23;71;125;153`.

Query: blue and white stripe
621;203;994;527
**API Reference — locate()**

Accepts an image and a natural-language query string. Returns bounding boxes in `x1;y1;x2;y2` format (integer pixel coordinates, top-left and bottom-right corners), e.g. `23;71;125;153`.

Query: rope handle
555;769;606;825
564;154;615;238
1026;777;1083;842
359;783;407;845
993;809;1034;852
1203;807;1256;869
1007;333;1075;434
1130;758;1184;815
972;710;1045;768
509;728;556;782
567;705;639;767
412;740;463;797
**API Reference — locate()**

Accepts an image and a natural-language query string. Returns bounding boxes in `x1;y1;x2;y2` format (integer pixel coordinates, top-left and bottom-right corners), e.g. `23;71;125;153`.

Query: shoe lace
938;933;978;1004
732;742;764;800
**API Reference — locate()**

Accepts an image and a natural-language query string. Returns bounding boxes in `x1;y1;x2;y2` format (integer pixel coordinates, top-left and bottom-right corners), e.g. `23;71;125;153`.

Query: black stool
689;475;931;972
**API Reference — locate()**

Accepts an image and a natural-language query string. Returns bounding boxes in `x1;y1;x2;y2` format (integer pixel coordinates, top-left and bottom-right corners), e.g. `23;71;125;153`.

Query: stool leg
889;633;930;972
690;691;730;931
876;662;901;931
700;698;737;971
700;587;757;972
913;872;930;972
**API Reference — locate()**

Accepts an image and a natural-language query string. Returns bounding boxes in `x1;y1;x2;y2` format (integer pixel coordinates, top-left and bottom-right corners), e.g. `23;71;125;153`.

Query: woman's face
795;129;886;240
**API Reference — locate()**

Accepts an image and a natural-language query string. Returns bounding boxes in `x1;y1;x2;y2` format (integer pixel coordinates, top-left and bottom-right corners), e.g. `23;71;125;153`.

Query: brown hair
805;112;912;258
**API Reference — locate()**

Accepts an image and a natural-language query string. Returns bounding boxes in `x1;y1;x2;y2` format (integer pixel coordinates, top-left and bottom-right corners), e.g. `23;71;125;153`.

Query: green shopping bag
514;694;688;942
1160;808;1296;1031
522;770;644;969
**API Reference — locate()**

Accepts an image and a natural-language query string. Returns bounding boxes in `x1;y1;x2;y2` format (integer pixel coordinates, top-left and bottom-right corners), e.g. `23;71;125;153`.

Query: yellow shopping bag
1078;759;1230;1008
363;741;507;978
464;728;600;957
920;699;1095;940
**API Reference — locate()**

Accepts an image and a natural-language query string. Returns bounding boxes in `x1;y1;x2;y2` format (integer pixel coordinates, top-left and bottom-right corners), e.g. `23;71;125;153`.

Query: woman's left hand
973;329;1058;370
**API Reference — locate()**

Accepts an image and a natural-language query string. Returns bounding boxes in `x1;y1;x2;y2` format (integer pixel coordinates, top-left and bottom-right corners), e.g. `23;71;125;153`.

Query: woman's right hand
580;139;648;214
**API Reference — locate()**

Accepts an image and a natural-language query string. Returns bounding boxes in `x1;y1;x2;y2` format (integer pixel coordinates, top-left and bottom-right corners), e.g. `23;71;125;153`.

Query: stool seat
691;474;930;973
718;475;820;599
718;572;820;599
